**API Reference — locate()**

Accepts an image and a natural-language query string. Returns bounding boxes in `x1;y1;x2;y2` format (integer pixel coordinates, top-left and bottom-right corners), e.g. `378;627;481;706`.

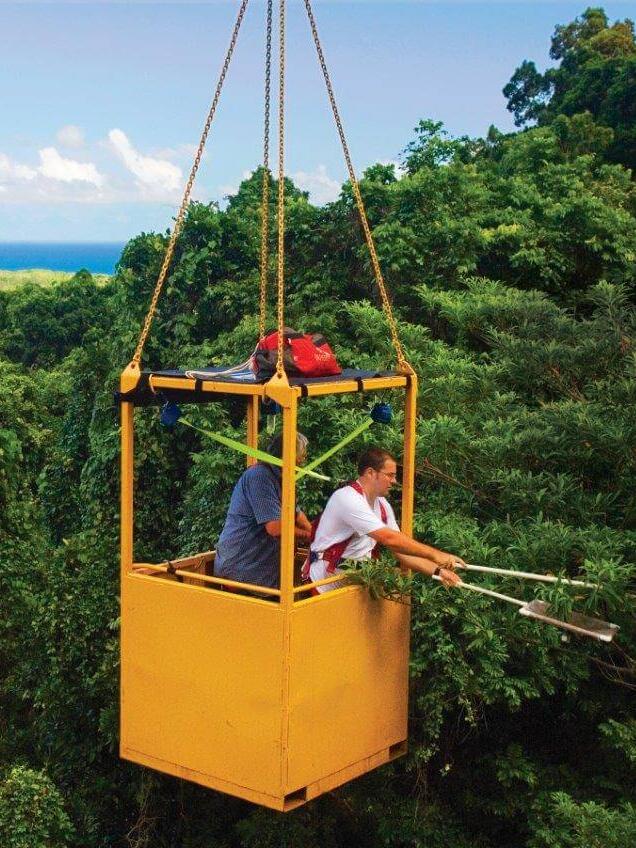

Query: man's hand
369;529;466;586
435;552;466;570
438;567;463;588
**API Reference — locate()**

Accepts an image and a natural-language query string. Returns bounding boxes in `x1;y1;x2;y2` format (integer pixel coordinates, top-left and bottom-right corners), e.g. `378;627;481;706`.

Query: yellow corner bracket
264;371;297;407
121;361;141;393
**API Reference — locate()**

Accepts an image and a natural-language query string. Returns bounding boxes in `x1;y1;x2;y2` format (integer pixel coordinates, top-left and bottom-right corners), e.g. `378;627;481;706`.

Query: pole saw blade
519;600;619;643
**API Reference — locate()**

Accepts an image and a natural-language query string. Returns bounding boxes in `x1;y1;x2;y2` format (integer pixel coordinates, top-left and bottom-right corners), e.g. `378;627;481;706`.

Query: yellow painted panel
286;586;410;792
304;381;360;396
303;743;406;803
305;376;407;397
148;376;196;391
147;376;265;397
121;574;285;796
145;375;405;398
200;381;265;397
120;747;292;811
361;377;408;390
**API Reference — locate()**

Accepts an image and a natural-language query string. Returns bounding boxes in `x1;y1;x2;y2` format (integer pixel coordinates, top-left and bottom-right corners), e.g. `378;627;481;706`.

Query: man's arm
370;527;464;572
394;552;463;588
295;511;312;534
265;515;312;542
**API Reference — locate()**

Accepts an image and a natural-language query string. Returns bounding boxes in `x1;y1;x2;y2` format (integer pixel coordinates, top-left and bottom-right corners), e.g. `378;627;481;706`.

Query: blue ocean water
0;242;126;275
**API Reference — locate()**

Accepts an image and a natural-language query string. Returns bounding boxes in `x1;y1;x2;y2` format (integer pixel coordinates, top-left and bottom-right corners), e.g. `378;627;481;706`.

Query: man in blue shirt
214;433;312;590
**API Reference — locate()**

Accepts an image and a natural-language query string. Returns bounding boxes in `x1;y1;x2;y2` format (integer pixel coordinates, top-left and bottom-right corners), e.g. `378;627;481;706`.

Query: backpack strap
350;480;388;525
349;481;388;560
301;482;389;582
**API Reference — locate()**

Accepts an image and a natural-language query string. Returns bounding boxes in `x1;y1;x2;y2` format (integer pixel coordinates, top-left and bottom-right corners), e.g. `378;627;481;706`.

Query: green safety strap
179;418;331;481
295;418;373;480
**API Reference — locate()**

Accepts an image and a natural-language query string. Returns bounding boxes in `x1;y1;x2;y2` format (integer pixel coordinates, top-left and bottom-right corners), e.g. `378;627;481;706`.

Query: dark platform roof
117;366;405;406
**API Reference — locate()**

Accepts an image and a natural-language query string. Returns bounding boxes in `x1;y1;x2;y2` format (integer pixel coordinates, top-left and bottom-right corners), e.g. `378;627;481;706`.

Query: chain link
133;0;251;365
258;0;273;341
275;0;286;377
302;0;409;372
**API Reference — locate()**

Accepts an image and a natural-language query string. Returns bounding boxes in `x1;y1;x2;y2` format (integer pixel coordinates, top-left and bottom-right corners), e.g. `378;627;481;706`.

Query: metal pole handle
433;575;526;607
460;563;597;589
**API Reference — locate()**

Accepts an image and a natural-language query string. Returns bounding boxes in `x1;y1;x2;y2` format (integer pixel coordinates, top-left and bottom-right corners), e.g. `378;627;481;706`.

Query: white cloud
0;152;37;182
56;125;85;149
38;147;105;187
151;142;199;162
15;163;38;181
2;149;104;202
108;128;182;195
217;183;238;198
291;164;341;205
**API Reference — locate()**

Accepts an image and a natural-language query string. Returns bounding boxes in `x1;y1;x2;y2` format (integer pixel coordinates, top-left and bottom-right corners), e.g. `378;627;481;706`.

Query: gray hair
267;431;308;460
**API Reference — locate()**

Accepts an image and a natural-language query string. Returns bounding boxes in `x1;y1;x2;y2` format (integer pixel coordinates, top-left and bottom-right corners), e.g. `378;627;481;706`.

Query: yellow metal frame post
120;402;134;578
279;388;298;607
277;384;297;796
119;398;134;770
401;374;418;535
246;396;260;467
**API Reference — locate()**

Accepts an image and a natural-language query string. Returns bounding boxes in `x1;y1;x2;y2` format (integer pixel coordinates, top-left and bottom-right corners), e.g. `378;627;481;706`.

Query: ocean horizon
0;242;127;275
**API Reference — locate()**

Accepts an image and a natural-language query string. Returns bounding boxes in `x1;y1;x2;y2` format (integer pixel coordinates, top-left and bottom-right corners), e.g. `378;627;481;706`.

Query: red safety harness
301;481;388;592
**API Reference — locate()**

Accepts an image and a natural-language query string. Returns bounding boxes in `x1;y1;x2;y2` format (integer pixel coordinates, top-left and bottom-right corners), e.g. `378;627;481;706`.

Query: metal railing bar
137;551;216;569
293;573;347;594
132;563;281;597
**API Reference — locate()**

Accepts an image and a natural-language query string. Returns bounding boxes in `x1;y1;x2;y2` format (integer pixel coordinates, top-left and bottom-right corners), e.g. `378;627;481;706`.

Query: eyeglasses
377;470;398;481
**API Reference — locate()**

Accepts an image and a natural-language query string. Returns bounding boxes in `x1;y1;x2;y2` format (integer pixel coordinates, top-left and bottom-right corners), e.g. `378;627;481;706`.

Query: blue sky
1;1;633;241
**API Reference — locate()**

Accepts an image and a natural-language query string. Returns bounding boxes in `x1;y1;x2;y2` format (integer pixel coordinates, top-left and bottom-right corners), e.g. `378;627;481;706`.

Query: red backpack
252;329;341;380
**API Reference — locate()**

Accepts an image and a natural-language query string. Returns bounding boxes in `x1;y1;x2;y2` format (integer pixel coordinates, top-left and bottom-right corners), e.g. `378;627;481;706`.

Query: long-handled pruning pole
435;563;619;643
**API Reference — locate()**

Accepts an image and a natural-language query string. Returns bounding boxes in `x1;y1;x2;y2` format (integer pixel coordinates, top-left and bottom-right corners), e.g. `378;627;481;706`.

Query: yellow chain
133;0;251;365
258;0;273;341
276;0;286;377
302;0;410;372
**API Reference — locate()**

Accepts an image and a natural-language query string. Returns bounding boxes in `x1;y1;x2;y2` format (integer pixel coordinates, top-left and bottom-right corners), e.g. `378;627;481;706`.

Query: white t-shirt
309;484;399;593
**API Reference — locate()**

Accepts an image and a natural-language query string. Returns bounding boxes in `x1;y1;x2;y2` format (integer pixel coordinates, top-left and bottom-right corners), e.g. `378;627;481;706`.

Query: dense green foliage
0;766;75;848
504;7;636;169
1;7;634;847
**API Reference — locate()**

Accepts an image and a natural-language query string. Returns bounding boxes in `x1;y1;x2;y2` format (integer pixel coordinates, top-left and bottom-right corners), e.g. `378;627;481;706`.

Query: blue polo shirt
215;463;284;589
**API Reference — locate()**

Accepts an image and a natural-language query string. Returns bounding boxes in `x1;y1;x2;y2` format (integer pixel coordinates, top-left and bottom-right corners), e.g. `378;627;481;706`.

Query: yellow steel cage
119;365;417;810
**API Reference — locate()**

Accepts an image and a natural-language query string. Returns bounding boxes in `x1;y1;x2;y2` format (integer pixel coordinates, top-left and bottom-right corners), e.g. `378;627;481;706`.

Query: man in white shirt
303;447;464;593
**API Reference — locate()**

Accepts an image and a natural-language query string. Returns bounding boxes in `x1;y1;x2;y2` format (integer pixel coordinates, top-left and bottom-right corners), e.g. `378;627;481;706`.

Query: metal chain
302;0;409;371
275;0;286;376
133;0;251;365
258;0;273;340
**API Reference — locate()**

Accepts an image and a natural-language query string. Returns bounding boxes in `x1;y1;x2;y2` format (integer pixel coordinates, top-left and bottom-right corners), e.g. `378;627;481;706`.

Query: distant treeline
0;269;111;291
